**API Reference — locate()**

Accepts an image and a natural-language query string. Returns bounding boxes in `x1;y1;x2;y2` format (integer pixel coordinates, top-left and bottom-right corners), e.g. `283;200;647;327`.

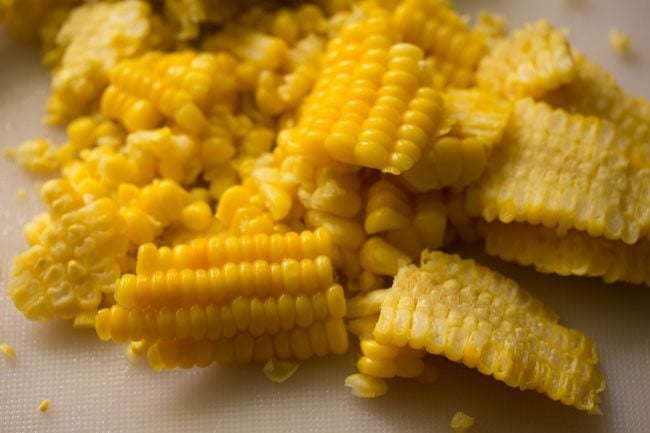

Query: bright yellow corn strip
477;20;576;99
8;179;128;322
282;4;444;174
544;53;650;166
480;221;650;286
46;1;170;123
95;229;348;370
392;0;487;88
373;251;605;413
134;228;333;274
465;98;650;245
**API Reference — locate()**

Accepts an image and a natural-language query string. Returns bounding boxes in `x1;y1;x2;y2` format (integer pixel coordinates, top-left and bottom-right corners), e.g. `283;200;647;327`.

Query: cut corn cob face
9;179;128;322
370;251;604;413
465;98;650;245
480;221;650;286
95;229;349;370
477;20;576;99
282;4;444;174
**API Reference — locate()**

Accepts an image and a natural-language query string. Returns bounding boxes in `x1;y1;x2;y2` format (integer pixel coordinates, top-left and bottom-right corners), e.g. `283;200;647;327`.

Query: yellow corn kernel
465;98;649;244
344;373;388;398
346;289;387;319
450;411;475;433
38;399;50;412
359;237;412;276
373;251;605;413
263;358;300;383
609;28;630;55
181;201;213;232
481;221;650;286
474;11;507;47
23;213;51;247
477;20;576;99
364;180;412;235
0;343;16;359
305;210;366;250
14;139;59;174
392;0;487;87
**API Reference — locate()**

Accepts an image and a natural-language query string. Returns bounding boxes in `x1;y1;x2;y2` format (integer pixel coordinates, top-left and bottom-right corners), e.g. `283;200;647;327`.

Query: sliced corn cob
465;98;650;245
544;53;650;166
373;251;605;413
8;179;128;323
392;0;487;88
480;221;650;286
282;5;444;174
95;229;348;370
47;1;170;123
476;20;576;99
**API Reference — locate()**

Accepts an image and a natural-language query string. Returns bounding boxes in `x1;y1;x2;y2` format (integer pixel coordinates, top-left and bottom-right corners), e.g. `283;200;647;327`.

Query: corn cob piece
373;251;605;412
544;53;650;166
46;1;170;123
8;179;128;323
465;98;650;245
392;0;487;88
480;221;650;286
95;229;349;370
364;180;412;235
476;20;576;99
473;11;507;48
282;5;444;174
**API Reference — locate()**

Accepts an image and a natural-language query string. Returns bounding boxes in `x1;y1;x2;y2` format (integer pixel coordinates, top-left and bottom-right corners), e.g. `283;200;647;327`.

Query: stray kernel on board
0;343;16;359
2;0;648;420
38;399;50;412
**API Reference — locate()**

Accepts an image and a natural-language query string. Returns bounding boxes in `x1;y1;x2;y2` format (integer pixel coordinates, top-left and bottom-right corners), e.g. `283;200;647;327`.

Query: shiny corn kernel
0;343;16;359
263;358;300;383
345;373;388;398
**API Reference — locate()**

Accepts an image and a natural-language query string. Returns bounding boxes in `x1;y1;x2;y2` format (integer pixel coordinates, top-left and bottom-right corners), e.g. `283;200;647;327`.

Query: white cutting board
1;1;649;432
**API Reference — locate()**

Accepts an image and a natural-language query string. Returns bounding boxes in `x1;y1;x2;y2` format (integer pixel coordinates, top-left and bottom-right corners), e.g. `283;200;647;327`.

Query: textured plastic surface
1;1;649;432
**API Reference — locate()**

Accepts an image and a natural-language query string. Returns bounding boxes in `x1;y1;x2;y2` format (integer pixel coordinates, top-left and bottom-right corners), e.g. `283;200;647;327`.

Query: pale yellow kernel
451;411;475;433
609;27;631;55
345;373;388;398
38;399;50;412
0;343;16;359
263;358;300;383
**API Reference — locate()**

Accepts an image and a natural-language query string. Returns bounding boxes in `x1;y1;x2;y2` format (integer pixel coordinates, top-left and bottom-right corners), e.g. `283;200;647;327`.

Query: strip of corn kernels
480;221;650;286
373;251;604;413
465;98;650;245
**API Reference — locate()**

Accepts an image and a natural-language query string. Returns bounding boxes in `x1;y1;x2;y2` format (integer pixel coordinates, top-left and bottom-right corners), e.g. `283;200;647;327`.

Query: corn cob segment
477;20;575;100
392;0;487;88
372;251;604;412
8;179;128;323
282;5;444;174
96;230;348;370
480;221;650;286
465;98;650;244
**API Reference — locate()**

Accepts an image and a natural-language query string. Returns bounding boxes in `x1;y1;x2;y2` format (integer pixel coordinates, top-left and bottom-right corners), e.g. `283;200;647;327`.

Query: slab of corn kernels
7;0;650;415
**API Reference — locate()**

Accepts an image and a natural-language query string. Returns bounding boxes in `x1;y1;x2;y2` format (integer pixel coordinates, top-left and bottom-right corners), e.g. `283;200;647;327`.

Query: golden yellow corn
481;221;650;286
359;237;412;276
282;5;444;174
344;373;388;398
46;1;170;123
13;139;60;174
95;229;348;370
473;11;507;48
0;343;16;359
445;191;479;243
9;179;128;322
364;180;412;235
477;20;576;99
392;0;487;88
465;98;650;245
373;251;605;413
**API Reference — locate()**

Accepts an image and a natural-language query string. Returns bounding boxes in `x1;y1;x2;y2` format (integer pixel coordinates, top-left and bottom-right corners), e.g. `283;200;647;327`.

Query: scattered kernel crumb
16;189;27;200
609;27;631;55
71;313;96;329
451;411;475;433
125;341;150;365
3;148;15;159
38;399;50;412
0;343;16;359
263;359;300;383
344;373;388;398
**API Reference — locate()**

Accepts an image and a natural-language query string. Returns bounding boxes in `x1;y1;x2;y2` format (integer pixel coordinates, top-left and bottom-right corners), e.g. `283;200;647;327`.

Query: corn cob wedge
480;221;650;286
465;98;650;245
476;20;576;99
95;229;349;370
370;251;605;412
282;4;444;174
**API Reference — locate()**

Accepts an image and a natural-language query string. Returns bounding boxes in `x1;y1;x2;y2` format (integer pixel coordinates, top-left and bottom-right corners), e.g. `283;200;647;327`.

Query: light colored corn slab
373;251;604;413
480;221;650;286
465;97;650;245
477;20;576;99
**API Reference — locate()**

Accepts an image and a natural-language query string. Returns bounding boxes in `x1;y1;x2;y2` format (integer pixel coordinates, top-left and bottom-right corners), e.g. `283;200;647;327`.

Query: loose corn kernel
0;343;16;359
609;28;630;55
345;373;388;398
373;251;605;413
359;237;412;276
477;20;576;99
13;139;59;174
263;358;300;383
38;399;50;412
450;411;475;433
